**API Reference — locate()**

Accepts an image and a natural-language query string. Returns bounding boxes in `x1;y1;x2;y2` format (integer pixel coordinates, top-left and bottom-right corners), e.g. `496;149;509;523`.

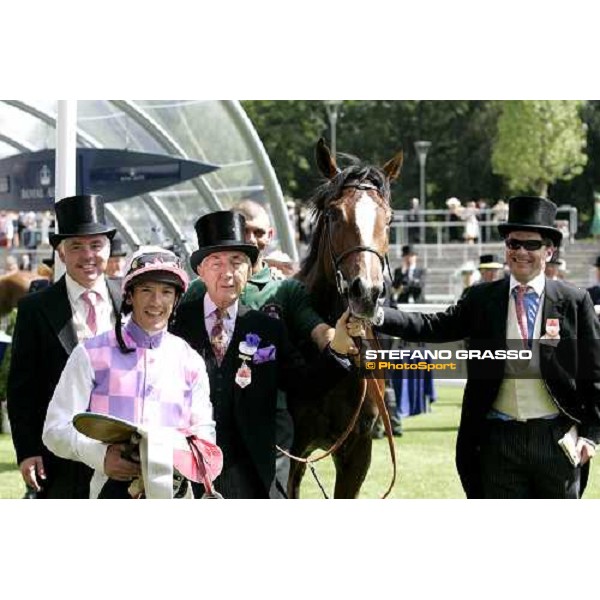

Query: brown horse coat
287;139;403;498
0;271;40;318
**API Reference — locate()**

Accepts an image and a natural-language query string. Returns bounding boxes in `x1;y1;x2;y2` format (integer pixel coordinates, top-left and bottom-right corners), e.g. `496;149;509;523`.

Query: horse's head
309;138;403;320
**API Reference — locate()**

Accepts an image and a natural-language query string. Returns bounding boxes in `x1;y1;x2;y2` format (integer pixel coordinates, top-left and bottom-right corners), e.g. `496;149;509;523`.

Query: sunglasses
129;252;182;271
504;239;545;251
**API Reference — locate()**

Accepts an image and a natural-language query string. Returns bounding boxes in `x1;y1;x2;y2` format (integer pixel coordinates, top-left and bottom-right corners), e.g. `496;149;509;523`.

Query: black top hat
401;245;416;257
49;194;117;249
497;196;562;247
110;235;127;257
190;211;258;272
547;250;562;265
479;254;503;269
593;255;600;268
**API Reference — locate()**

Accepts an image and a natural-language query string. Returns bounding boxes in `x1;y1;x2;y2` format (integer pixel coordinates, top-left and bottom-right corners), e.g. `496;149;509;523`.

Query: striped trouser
479;417;580;499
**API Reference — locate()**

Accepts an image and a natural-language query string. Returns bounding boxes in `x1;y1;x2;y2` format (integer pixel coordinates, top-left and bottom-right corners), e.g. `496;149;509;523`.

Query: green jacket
181;266;323;345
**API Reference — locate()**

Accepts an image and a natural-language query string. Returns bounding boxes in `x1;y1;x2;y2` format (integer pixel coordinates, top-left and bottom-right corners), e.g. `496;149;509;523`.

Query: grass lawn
0;432;22;499
300;382;600;499
2;382;600;499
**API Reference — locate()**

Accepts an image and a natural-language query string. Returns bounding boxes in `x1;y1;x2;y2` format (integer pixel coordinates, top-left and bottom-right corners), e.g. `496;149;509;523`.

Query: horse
286;138;403;499
0;270;41;318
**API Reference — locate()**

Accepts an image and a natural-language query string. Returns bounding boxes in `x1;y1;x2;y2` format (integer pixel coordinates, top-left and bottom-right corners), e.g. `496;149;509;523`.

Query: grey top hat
190;211;258;272
497;196;562;247
49;194;117;249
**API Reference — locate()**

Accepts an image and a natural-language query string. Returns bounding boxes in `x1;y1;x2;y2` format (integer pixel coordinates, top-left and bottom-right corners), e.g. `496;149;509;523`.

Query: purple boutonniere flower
253;344;277;364
239;333;261;357
246;333;261;347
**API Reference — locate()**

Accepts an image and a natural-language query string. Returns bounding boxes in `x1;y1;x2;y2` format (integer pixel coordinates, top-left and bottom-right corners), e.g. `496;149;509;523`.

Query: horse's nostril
372;286;382;304
349;278;363;297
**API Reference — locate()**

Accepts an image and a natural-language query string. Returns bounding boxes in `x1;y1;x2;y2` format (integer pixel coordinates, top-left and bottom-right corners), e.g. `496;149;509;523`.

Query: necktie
210;308;229;366
81;290;99;336
513;285;539;348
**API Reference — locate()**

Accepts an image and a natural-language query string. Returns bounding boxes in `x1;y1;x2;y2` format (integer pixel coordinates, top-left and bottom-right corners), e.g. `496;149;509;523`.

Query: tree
492;101;587;197
242;100;505;208
242;101;329;200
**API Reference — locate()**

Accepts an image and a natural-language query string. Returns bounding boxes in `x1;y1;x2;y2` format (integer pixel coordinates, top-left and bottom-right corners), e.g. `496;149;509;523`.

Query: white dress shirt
65;273;115;342
203;295;238;352
507;272;546;345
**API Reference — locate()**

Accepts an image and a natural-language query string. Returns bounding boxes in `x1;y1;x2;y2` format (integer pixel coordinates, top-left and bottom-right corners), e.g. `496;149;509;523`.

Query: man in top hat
28;255;55;294
180;200;335;498
544;250;564;281
106;234;128;278
586;256;600;310
478;254;504;283
349;196;600;499
170;210;356;499
391;245;426;305
7;194;122;498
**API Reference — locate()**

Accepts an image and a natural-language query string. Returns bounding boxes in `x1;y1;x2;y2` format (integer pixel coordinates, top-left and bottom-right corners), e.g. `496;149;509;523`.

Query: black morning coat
7;276;122;498
170;294;350;496
377;278;600;498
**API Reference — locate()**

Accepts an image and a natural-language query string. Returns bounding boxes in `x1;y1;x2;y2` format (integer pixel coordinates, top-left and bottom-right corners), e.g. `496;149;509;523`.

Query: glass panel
0;102;56;149
110;196;167;246
0;140;19;159
77;100;166;153
0;100;285;260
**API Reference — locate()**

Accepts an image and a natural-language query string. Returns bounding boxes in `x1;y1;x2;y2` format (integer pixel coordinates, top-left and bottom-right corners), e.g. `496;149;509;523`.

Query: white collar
509;272;546;297
65;273;109;303
203;294;238;320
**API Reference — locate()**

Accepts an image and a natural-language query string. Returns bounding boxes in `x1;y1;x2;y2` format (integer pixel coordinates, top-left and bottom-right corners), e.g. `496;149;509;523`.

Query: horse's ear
316;137;339;180
382;151;404;182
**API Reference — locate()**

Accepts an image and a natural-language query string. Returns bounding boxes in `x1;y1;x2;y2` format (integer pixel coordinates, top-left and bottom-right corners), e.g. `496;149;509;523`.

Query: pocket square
253;345;276;364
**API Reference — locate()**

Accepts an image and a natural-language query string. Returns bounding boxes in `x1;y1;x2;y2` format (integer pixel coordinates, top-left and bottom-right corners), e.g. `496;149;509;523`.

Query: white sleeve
187;351;216;443
42;344;108;472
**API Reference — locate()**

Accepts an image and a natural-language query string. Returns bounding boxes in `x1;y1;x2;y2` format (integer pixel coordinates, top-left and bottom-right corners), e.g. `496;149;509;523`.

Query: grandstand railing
390;206;577;258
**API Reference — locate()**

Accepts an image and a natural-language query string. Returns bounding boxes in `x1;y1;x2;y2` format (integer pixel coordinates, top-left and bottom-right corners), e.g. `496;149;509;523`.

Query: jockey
43;246;222;499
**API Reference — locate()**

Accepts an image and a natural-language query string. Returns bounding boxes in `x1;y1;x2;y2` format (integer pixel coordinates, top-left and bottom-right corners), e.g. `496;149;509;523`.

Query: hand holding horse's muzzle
347;315;368;339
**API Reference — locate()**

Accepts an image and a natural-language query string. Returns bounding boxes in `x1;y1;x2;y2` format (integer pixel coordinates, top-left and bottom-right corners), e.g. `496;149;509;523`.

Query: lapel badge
235;361;252;388
540;318;560;346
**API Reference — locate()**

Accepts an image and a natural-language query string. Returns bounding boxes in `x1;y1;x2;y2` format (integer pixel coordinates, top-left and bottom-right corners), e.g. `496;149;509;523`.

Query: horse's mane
298;159;391;279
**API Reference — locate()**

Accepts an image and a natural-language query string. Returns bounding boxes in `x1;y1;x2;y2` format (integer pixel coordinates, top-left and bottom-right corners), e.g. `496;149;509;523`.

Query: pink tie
81;290;98;336
514;285;529;349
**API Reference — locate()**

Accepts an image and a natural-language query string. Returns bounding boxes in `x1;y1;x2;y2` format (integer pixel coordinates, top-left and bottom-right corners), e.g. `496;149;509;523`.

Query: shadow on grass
404;426;458;433
0;461;17;474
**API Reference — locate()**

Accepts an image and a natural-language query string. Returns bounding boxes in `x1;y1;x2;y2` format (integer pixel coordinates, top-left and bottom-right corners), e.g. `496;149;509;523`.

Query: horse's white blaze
355;193;378;286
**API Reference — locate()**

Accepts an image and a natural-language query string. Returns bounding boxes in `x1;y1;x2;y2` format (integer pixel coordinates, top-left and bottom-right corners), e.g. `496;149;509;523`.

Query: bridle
323;181;393;298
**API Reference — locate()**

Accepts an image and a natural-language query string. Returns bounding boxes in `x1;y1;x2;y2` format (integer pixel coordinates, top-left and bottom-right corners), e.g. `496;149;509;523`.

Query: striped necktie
513;285;539;348
210;308;229;366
